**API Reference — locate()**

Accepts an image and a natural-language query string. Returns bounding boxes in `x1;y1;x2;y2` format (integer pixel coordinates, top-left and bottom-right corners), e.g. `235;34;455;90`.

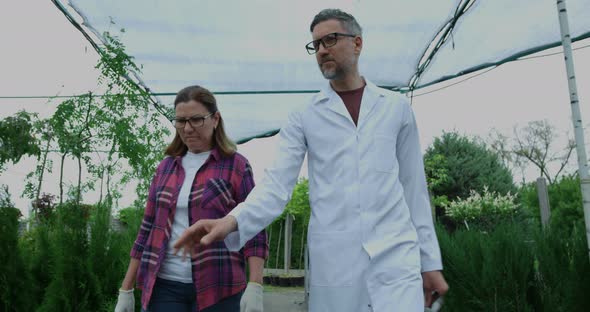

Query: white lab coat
226;79;442;312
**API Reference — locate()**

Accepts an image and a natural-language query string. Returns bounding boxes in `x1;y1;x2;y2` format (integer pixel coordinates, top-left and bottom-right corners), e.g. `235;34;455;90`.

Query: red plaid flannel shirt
130;148;268;311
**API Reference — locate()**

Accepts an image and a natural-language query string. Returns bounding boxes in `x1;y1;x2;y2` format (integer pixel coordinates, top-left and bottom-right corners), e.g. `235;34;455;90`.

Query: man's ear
354;36;363;55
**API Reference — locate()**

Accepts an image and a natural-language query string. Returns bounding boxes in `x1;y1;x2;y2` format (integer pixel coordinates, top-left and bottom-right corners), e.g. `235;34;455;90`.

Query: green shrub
531;224;590;311
21;191;58;306
38;202;95;311
439;219;590;311
20;221;53;307
518;174;584;233
266;178;310;270
438;223;536;311
0;207;32;311
16;200;144;311
117;206;144;226
88;204;124;309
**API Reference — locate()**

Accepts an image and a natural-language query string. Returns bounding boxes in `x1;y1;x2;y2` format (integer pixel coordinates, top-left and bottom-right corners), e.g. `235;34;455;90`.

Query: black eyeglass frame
171;112;214;129
305;32;357;55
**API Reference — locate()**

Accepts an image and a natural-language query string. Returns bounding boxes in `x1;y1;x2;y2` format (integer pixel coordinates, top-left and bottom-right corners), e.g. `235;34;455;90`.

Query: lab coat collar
314;77;387;104
314;77;387;127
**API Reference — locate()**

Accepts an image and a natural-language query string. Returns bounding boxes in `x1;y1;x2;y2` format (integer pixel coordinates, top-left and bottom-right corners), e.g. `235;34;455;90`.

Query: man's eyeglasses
305;32;356;55
172;113;213;129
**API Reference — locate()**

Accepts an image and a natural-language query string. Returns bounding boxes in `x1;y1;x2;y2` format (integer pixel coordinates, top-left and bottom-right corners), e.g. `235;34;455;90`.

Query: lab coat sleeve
396;101;443;272
225;109;307;251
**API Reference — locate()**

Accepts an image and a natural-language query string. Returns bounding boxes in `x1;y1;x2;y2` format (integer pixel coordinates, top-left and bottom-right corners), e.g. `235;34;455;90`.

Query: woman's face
175;100;220;153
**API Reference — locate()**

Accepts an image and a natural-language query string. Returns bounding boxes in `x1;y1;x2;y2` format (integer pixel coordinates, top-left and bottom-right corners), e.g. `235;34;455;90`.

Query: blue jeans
142;278;242;312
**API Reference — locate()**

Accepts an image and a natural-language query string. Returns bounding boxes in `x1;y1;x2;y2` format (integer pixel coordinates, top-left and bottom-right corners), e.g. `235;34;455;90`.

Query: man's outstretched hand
173;215;238;259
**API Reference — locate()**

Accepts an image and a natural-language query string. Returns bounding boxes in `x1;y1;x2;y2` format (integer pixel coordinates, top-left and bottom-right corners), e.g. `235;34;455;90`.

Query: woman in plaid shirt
115;85;269;312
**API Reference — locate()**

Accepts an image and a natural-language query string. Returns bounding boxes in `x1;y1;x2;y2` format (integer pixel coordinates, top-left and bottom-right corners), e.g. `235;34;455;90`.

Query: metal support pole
284;214;293;273
556;0;590;261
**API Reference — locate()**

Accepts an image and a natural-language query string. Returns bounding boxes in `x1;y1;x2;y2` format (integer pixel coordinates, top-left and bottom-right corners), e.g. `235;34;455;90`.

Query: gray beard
321;66;341;80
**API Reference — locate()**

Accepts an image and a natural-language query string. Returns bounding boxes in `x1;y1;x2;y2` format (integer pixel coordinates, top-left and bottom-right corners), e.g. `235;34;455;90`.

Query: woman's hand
240;282;263;312
114;288;134;312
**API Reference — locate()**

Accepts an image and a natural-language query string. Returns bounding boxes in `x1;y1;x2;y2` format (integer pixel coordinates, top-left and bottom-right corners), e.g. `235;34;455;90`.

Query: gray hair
309;9;362;36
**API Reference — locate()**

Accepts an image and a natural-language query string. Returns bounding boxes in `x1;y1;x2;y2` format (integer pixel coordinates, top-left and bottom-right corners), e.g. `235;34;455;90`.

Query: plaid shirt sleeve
130;159;167;259
235;159;269;259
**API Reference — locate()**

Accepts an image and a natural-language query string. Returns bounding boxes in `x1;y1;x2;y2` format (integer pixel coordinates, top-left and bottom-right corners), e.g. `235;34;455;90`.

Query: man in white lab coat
175;8;448;312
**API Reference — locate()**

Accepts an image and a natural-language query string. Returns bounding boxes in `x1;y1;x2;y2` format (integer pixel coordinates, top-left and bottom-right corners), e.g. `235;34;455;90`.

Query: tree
49;94;95;204
424;131;516;202
0;185;14;208
513;120;574;184
487;129;528;184
91;32;170;207
23;31;170;209
0;111;40;172
488;120;575;184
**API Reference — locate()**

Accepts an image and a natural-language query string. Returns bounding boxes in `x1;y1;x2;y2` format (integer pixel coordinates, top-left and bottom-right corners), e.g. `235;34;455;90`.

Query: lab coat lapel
358;88;377;129
320;84;355;125
358;80;384;130
327;95;353;123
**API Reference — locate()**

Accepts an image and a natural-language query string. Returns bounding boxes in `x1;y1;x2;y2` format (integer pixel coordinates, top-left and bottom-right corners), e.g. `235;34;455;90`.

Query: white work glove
240;282;263;312
114;288;135;312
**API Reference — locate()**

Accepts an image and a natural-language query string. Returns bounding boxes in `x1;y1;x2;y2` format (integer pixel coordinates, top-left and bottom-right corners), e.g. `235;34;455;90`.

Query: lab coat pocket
308;231;356;287
373;134;395;173
376;264;421;286
368;264;423;311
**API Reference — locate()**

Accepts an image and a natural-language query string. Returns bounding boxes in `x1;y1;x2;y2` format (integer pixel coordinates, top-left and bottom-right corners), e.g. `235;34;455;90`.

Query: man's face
311;19;359;80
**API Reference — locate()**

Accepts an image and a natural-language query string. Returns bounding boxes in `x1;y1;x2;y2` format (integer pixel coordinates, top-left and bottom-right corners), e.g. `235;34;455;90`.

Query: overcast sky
2;1;590;216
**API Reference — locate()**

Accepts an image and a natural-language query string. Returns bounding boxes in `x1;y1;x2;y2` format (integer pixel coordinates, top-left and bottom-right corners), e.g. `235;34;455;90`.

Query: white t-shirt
158;150;210;283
